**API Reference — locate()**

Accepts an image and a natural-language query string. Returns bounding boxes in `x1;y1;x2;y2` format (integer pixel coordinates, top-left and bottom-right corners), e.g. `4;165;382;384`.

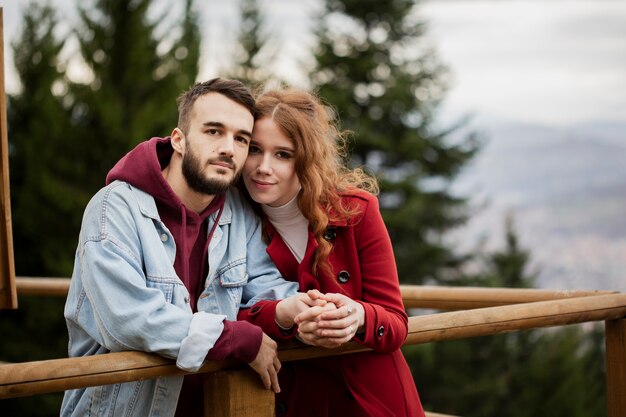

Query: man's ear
171;128;185;154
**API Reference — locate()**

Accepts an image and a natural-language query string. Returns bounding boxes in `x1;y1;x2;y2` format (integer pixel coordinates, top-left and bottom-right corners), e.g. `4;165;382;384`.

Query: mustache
208;155;236;169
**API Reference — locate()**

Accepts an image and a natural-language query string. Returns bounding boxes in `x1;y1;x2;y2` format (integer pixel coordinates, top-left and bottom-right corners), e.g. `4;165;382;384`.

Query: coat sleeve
232;188;299;339
237;299;299;340
351;194;408;353
237;193;299;309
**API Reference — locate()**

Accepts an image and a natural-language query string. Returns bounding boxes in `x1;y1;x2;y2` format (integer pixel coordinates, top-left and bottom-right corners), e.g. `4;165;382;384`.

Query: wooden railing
2;277;625;417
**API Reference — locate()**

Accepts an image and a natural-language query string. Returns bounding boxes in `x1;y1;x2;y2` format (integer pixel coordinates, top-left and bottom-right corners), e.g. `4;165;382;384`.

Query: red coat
239;191;425;417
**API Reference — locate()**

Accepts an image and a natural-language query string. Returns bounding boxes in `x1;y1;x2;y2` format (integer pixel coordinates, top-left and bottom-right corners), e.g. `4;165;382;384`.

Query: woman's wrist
275;298;296;329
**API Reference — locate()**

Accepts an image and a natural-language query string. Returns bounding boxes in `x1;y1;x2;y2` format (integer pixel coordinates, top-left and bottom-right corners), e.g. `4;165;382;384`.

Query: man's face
180;93;253;195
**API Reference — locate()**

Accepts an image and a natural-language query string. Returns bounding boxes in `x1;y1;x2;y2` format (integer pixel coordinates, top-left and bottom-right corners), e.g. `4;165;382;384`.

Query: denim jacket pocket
145;274;182;304
217;262;248;306
217;261;248;287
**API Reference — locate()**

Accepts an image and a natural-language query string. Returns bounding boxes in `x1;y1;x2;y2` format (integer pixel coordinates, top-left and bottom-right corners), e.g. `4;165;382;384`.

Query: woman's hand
295;291;364;348
274;290;328;329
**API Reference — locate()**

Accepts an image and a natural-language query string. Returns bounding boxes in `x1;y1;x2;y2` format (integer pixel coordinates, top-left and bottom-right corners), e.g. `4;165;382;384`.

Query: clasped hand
254;290;365;392
292;290;365;348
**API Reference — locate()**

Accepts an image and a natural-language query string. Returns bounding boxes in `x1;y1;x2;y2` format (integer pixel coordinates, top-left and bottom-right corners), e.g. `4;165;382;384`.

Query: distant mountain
451;118;626;292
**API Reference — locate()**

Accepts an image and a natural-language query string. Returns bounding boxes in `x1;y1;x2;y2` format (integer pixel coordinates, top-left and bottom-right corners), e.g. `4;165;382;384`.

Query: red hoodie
107;137;262;416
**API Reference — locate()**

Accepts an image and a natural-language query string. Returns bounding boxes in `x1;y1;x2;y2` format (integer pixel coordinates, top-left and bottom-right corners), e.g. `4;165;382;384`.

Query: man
61;78;300;417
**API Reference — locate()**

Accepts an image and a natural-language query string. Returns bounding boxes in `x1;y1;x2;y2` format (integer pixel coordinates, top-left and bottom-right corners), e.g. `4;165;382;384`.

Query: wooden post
0;8;17;310
605;318;626;417
203;369;274;417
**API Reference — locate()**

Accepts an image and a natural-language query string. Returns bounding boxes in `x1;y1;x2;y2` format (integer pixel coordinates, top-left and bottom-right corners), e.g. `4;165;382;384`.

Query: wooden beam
0;8;17;310
15;277;70;297
606;318;626;417
2;293;626;400
203;370;274;417
405;293;626;344
402;285;617;310
0;350;237;399
15;279;618;309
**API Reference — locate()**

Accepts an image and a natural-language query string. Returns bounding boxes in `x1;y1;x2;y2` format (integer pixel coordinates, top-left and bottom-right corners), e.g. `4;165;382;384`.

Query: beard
182;145;240;196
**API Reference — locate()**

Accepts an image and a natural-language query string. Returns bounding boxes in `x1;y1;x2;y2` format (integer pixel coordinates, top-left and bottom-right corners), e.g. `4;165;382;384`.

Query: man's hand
248;333;281;393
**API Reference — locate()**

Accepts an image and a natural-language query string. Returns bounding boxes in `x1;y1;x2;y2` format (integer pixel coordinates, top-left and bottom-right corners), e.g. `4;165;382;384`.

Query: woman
238;88;425;417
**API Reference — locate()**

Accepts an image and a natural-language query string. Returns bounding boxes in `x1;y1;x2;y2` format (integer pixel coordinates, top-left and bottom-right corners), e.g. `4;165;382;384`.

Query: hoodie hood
106;137;225;311
106;137;183;212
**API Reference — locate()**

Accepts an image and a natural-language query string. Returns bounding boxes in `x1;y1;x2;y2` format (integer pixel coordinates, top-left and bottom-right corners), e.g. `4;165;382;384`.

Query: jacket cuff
177;312;226;372
352;301;375;345
206;320;263;364
238;300;297;340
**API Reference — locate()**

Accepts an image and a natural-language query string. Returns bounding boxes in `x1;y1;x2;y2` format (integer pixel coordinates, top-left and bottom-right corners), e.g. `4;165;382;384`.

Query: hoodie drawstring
180;205;188;287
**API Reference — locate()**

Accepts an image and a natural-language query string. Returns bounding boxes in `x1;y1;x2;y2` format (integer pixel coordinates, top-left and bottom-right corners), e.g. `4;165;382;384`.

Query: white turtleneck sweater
261;194;309;263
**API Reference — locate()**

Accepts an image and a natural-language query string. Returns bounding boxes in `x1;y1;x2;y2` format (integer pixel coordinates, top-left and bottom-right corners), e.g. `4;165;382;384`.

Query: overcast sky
419;0;626;127
3;0;626;127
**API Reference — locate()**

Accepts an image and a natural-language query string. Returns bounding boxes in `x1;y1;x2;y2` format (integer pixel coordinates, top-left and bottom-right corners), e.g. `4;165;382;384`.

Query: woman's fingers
293;303;337;324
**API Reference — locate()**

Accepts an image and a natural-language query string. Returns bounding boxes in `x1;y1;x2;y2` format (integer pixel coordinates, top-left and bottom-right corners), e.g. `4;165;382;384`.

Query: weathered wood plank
405;293;626;344
204;370;274;417
2;292;626;408
402;285;617;310
606;318;626;417
0;8;17;310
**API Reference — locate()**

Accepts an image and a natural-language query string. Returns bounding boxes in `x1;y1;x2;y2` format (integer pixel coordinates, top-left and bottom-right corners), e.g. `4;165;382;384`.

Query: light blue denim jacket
61;181;298;417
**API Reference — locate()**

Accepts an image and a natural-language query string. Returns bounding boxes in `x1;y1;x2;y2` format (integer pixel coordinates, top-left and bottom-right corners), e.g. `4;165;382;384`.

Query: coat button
323;227;337;241
377;325;385;337
337;270;350;283
160;233;168;242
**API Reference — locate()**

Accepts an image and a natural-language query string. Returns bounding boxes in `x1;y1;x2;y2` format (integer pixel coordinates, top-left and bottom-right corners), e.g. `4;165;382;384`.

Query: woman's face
243;117;301;207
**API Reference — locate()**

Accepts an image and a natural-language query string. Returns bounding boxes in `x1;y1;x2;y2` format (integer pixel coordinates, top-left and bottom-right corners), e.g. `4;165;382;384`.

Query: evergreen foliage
5;8;71;413
0;296;67;416
226;0;277;87
310;0;481;284
405;217;606;416
69;0;201;199
9;0;201;277
8;3;75;276
3;1;201;415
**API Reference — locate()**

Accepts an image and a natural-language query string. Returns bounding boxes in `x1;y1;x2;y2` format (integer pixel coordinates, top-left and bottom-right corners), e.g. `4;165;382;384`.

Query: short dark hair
176;78;256;134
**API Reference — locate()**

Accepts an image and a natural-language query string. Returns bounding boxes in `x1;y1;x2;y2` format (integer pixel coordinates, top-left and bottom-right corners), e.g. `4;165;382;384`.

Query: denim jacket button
160;233;168;242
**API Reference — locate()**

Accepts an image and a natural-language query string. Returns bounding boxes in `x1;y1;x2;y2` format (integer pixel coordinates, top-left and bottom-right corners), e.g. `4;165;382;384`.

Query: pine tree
68;0;202;195
4;5;72;415
170;0;201;93
311;0;480;285
406;217;606;416
487;215;537;288
226;0;276;87
9;0;201;277
2;2;202;414
8;2;75;276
